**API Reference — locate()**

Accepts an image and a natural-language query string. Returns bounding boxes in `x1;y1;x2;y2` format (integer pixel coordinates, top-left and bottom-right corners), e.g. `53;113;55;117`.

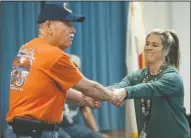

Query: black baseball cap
37;3;85;24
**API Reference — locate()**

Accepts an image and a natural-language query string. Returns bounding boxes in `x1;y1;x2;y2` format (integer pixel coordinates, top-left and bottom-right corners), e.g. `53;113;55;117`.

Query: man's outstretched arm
73;76;113;101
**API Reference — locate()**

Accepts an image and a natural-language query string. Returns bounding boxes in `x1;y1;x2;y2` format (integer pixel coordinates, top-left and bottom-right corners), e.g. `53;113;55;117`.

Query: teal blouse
109;65;190;138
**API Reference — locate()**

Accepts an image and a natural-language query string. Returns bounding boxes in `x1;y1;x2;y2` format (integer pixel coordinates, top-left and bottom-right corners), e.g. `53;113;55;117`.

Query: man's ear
44;20;51;27
45;20;53;34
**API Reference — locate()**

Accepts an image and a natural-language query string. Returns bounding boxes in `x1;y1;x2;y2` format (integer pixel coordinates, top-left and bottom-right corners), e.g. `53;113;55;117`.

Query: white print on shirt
10;46;36;92
64;103;79;124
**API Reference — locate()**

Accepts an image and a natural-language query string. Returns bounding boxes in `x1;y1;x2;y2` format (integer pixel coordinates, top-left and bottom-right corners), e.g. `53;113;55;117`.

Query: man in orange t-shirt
6;3;117;138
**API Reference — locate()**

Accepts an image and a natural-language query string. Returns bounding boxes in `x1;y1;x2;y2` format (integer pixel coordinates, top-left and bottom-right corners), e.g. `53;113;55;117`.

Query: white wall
171;2;190;115
142;2;190;114
142;2;171;33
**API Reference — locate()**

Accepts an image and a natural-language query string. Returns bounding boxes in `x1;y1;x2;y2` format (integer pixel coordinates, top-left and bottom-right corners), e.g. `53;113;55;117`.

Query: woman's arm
107;69;141;89
125;72;183;99
81;107;99;132
111;72;183;106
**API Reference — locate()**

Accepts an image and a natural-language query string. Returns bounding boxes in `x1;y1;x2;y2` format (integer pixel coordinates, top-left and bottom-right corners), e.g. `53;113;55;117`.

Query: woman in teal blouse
109;29;190;138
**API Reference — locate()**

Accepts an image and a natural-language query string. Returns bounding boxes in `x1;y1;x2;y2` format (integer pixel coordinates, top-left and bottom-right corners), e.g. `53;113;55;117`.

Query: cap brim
64;14;85;22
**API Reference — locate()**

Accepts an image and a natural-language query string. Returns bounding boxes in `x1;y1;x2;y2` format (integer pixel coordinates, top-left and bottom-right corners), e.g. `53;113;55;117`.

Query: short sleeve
49;53;83;92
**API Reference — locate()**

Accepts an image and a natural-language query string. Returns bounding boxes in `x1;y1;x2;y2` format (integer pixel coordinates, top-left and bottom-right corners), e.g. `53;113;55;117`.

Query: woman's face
144;34;166;64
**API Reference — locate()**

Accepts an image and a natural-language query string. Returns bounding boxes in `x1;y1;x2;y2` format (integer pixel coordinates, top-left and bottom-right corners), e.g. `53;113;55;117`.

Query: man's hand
79;96;102;108
110;88;127;107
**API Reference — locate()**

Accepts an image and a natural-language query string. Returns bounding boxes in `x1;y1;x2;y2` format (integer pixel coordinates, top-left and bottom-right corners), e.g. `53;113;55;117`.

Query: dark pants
57;124;102;138
6;126;59;138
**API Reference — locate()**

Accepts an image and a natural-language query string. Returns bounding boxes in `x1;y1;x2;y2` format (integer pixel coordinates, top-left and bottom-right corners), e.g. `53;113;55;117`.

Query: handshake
79;88;127;109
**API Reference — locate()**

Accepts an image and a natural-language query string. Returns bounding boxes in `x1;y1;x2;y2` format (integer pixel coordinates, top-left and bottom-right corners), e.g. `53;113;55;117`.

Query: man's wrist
79;93;87;106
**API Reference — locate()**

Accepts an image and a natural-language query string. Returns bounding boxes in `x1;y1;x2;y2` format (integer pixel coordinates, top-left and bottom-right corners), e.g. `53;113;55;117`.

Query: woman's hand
110;88;127;107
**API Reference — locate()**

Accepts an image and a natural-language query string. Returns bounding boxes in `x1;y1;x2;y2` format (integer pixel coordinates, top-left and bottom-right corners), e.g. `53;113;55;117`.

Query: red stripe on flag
138;53;145;69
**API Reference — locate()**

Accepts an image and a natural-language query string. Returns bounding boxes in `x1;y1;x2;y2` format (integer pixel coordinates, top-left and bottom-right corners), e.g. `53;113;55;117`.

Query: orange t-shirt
6;38;83;124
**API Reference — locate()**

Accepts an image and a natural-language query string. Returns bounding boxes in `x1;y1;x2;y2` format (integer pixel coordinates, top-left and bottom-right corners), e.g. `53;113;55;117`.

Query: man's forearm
66;88;83;103
74;77;113;101
81;81;112;101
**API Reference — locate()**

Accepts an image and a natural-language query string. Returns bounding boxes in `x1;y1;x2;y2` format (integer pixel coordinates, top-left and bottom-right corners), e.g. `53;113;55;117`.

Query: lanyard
140;64;165;132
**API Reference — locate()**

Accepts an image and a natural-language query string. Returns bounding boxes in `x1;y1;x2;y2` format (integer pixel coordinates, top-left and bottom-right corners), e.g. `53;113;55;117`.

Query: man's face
50;21;76;50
